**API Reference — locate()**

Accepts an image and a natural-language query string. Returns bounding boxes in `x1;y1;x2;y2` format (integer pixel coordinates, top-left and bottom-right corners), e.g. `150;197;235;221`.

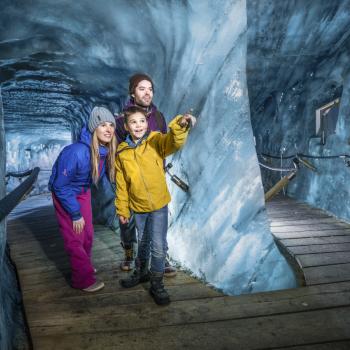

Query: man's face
132;80;153;107
125;112;148;142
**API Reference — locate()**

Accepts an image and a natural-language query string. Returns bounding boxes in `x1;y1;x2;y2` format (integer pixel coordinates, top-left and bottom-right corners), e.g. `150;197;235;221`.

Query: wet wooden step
33;307;350;350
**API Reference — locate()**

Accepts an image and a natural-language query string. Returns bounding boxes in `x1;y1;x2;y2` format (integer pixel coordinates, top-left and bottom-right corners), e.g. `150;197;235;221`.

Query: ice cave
1;0;350;349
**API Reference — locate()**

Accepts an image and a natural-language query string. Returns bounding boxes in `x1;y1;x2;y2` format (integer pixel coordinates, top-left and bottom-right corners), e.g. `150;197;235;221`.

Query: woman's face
95;122;115;145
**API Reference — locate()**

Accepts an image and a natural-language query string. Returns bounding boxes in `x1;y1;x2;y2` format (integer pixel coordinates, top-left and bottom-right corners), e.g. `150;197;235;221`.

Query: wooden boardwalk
267;196;350;286
7;194;350;349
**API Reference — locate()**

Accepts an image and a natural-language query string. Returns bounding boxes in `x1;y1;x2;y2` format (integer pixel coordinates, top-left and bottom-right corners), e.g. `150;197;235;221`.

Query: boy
115;106;195;305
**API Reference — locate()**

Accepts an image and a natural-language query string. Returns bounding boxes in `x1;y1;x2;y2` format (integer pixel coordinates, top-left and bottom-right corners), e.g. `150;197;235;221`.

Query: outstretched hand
178;113;197;128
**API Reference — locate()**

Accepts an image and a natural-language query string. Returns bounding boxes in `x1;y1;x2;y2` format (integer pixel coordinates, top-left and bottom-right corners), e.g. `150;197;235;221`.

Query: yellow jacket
115;115;189;218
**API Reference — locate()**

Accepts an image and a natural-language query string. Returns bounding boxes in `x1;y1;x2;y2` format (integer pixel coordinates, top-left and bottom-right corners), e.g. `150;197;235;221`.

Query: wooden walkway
7;194;350;350
267;196;350;286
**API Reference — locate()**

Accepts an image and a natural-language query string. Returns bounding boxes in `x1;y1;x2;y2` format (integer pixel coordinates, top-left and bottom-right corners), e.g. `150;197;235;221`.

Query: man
115;73;177;277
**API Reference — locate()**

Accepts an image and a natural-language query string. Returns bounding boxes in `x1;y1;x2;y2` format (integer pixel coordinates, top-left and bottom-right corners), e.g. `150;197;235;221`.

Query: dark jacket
115;98;167;143
48;126;108;220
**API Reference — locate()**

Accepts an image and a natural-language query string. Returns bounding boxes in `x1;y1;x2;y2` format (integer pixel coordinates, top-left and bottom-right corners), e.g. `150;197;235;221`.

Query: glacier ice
6;130;71;194
0;85;28;350
248;0;350;222
166;0;296;294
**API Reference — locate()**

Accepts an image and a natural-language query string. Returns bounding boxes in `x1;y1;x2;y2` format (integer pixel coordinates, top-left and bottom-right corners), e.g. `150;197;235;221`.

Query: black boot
120;243;134;271
149;272;170;306
120;259;150;288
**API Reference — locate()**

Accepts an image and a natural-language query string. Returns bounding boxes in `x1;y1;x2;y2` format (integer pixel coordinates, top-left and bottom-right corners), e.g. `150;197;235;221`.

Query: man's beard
135;97;152;108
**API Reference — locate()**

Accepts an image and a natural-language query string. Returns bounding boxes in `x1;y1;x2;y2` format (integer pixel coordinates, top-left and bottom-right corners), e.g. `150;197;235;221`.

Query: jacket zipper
134;149;155;210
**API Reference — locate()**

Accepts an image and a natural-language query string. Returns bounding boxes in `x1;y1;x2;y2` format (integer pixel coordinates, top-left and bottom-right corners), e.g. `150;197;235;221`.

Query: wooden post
265;172;296;202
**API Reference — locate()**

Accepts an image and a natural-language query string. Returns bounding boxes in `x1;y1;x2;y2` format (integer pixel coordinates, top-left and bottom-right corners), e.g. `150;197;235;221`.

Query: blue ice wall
0;85;7;350
248;0;350;221
288;68;350;220
6;130;71;194
164;0;296;294
0;89;29;350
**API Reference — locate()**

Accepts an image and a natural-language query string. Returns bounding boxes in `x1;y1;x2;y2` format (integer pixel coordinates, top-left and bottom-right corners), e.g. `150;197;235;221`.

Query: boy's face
125;112;148;142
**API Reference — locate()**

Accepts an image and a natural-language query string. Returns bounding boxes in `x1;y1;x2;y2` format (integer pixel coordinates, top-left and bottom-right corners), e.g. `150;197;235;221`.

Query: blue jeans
119;214;137;248
134;206;168;273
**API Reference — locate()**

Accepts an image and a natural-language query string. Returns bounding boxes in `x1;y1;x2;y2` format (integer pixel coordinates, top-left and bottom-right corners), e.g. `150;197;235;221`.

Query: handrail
6;169;33;178
0;167;40;221
6;169;51;177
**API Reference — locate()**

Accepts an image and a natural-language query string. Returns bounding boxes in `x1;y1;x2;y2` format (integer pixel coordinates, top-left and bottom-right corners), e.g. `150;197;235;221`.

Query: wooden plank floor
267;196;350;286
6;194;350;349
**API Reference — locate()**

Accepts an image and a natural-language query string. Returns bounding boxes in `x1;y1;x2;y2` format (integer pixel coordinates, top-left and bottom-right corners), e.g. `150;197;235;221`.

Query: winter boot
82;281;105;293
120;243;134;271
120;259;150;288
164;256;177;277
149;272;170;306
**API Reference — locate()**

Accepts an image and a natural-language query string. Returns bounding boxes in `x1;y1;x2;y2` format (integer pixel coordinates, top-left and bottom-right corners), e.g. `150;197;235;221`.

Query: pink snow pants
52;190;96;289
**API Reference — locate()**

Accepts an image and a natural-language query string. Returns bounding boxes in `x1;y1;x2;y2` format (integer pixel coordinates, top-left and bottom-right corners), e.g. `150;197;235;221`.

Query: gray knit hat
88;106;116;133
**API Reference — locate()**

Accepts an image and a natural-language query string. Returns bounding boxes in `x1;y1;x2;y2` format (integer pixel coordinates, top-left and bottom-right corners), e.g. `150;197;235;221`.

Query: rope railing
260;155;317;202
259;155;317;173
260;150;350;201
258;162;297;172
0;167;40;221
260;152;350;160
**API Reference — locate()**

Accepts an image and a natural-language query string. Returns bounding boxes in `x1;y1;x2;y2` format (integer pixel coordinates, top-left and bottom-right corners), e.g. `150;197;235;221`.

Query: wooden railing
0;167;40;221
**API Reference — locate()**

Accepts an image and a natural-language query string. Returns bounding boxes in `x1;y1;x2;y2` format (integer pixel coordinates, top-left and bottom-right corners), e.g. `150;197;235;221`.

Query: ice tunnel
248;1;350;221
2;0;350;348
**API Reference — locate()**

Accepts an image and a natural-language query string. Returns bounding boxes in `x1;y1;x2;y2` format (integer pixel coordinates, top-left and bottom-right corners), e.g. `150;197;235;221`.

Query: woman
49;106;117;292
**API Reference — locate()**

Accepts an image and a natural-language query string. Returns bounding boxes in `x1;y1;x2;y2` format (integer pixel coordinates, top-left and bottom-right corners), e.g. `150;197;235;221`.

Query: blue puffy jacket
48;126;108;220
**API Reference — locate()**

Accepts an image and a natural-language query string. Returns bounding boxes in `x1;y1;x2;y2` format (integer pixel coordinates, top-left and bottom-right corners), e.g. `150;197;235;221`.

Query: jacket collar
125;132;150;148
125;98;157;115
